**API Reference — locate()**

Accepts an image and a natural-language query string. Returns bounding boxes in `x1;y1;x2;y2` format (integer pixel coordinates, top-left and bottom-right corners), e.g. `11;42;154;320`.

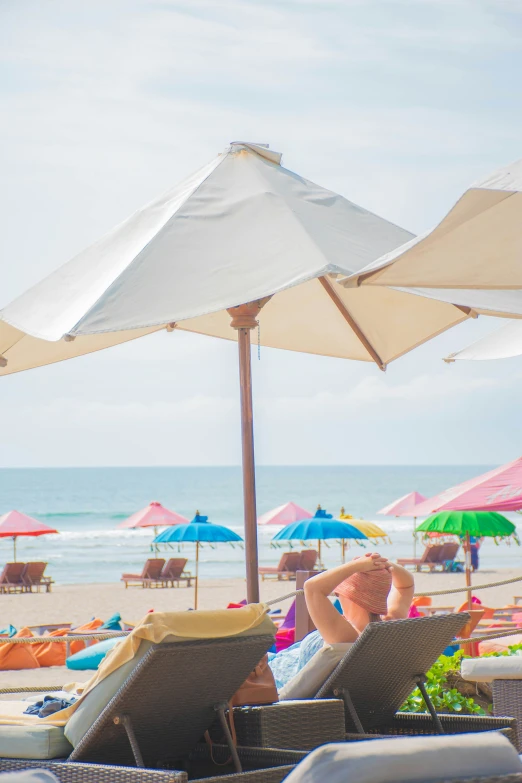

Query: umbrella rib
318;276;385;371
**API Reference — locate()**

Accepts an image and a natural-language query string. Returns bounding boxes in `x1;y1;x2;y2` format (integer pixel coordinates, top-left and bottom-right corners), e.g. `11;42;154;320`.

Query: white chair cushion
462;655;522;683
282;733;522;783
279;643;352;700
0;725;71;760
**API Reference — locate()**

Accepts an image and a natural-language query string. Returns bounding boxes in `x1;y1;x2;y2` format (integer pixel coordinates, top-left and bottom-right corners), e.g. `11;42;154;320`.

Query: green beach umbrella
416;510;518;609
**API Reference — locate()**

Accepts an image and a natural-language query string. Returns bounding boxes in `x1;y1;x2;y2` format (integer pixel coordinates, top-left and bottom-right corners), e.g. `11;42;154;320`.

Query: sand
1;568;521;688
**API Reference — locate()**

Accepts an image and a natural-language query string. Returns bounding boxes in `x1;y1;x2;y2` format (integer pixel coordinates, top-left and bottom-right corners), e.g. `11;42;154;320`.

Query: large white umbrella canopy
0;141;473;374
338;157;522;318
0;141;483;600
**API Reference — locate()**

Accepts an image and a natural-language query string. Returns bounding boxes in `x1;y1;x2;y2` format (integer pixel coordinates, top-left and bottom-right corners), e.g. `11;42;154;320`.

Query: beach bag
230;653;278;706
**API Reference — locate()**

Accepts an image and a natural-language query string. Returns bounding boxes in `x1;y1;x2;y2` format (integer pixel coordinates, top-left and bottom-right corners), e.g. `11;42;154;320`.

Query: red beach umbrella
257;502;313;526
378;491;427;558
118;501;189;530
118;501;189;556
0;510;58;561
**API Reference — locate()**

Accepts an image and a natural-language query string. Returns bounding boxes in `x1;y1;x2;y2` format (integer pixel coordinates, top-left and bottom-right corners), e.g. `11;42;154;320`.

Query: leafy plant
400;651;485;715
400;638;522;715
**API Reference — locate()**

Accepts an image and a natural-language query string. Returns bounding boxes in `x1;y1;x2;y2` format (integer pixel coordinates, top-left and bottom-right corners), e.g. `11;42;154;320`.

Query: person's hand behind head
352;552;390;572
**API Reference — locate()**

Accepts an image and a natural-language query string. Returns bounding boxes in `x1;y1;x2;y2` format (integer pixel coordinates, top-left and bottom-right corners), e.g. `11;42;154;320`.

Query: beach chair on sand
121;559;165;588
397;544;447;572
298;550;319;572
439;542;460;568
0;610;306;783
227;613;518;751
21;562;54;593
259;552;301;581
0;563;26;594
152;558;192;589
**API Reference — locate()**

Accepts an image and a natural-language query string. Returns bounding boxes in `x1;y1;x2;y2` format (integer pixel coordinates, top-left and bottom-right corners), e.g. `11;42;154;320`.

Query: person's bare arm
385;562;415;619
303;553;389;644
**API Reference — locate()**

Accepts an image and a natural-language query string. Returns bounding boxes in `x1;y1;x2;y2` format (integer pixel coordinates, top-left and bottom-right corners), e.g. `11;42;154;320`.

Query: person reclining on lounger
304;552;415;643
268;552;414;690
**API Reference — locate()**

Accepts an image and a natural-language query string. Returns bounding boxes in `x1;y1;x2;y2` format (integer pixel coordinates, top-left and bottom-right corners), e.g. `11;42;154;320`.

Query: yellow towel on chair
0;604;273;727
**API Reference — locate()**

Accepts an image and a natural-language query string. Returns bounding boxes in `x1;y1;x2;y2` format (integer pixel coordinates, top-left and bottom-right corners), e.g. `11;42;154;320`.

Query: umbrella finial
317;504;322;510
340;506;345;516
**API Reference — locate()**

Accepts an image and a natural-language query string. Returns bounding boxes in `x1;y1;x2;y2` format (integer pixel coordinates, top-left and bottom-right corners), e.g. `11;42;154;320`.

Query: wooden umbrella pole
228;299;270;604
413;517;417;559
465;531;472;610
13;536;16;563
154;526;158;557
195;541;199;610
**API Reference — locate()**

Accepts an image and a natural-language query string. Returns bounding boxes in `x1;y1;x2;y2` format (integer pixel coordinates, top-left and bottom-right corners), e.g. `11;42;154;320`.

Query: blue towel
24;695;76;718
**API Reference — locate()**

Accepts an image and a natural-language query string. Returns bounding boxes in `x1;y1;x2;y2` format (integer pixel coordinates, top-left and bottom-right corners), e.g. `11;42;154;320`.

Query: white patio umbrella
339;156;522;317
0;141;485;601
445;320;522;362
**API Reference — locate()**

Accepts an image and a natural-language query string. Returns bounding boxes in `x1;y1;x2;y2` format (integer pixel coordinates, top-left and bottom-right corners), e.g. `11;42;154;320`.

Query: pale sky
1;0;522;468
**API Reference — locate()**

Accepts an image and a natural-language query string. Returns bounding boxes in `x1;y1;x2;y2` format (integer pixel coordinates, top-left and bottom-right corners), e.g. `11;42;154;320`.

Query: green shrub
400;651;485;715
400;640;522;715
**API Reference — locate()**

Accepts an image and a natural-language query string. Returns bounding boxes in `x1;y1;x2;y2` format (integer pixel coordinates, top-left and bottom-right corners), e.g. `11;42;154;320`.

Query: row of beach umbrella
2;455;521;611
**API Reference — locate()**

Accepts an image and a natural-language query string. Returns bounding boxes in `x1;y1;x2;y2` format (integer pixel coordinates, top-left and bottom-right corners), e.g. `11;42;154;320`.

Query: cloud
259;373;499;420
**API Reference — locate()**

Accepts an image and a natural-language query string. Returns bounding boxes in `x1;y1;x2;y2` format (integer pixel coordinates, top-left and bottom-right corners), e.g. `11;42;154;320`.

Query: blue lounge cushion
66;637;122;671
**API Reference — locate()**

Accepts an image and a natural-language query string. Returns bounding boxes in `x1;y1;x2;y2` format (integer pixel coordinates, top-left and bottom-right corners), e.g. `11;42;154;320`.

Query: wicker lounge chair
0;563;26;594
229;612;517;750
153;559;192;589
21;562;54;593
121;559;165;588
0;614;305;782
397;544;447;572
259;552;301;581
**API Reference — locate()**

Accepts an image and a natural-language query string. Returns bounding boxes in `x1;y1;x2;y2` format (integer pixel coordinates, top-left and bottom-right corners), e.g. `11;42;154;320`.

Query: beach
1;567;521;688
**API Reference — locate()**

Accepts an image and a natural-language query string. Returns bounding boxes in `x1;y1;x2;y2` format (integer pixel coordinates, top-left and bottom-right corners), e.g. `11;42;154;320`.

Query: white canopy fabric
338;157;522;316
445;320;522;362
0;141;480;375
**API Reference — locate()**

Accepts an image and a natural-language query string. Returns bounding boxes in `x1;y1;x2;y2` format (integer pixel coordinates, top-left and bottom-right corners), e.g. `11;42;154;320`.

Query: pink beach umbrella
412;457;522;516
0;510;58;561
118;501;189;555
258;502;313;526
378;491;427;557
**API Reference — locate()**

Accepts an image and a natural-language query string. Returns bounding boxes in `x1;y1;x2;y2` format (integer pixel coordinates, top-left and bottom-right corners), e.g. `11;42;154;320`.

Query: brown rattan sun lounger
0;563;26;594
21;562;54;593
121;559;165;588
315;612;478;733
259;552;301;581
0;626;304;782
229;612;517;750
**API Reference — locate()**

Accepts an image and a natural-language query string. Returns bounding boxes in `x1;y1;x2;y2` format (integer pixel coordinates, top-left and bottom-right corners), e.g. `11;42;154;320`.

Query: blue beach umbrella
153;512;243;609
272;506;368;565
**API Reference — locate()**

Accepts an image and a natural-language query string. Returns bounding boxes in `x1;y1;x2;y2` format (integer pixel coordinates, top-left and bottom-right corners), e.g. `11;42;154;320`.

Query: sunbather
269;552;414;689
304;551;415;643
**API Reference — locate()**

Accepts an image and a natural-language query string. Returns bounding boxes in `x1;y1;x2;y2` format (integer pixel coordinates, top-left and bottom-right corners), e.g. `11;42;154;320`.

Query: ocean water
0;465;521;584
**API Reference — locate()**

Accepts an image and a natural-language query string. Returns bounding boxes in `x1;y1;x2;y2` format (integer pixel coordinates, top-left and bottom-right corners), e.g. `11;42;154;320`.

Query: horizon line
0;463;495;470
